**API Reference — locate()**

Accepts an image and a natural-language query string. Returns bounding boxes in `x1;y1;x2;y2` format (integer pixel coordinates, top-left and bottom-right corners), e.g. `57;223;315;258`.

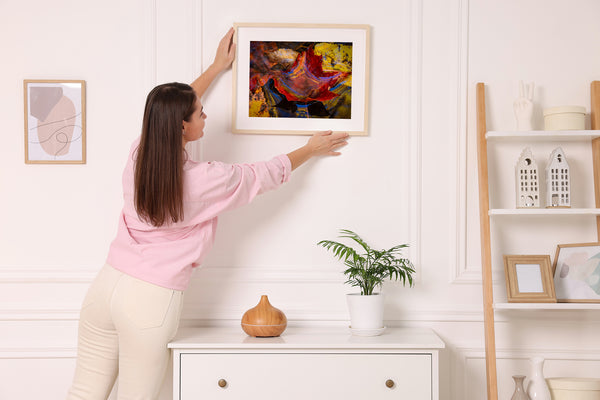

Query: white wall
1;0;599;399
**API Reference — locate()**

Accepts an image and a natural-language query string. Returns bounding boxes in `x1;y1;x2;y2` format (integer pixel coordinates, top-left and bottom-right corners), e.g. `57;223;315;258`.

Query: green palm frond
318;229;415;295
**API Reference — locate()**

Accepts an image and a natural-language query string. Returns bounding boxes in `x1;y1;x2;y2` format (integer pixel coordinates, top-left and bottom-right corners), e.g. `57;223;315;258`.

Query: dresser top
169;326;445;350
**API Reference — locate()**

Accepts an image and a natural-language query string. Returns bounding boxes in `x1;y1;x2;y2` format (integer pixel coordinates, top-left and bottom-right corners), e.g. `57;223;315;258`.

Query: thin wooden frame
232;23;370;135
24;79;86;164
553;242;600;303
503;255;557;303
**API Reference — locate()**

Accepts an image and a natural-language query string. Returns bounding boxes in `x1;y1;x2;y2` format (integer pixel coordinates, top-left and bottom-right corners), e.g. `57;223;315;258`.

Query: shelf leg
591;81;600;240
476;82;498;400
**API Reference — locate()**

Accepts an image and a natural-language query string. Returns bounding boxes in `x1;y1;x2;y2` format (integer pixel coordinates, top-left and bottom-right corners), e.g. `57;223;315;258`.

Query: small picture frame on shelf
553;243;600;303
503;255;557;303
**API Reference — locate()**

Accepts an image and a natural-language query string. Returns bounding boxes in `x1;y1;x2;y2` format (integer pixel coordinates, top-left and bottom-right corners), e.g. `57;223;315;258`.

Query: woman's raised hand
191;27;236;96
212;27;236;72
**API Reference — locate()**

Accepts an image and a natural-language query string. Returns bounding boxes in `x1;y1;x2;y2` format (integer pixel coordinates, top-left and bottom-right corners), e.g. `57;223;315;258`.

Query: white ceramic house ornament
545;147;571;208
515;147;540;208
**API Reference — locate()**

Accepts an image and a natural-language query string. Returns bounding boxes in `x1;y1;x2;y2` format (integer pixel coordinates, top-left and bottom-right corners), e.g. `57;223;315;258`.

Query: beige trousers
66;264;184;400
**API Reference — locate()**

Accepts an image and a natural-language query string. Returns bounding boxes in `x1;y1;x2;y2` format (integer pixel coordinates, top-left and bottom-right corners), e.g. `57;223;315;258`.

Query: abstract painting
249;41;352;119
553;243;600;302
233;24;370;135
24;80;86;164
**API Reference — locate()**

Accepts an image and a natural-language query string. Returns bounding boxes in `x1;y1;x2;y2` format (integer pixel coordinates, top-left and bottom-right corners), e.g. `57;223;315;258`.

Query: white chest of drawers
168;326;444;400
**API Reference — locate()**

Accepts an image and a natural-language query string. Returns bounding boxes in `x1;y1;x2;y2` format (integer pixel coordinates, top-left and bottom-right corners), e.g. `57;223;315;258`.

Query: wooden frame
24;79;86;164
553;242;600;303
503;255;557;303
232;23;370;135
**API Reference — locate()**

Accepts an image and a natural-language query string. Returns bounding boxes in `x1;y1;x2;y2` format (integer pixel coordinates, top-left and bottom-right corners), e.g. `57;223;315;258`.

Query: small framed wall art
24;79;86;164
232;23;370;135
553;243;600;303
503;255;556;303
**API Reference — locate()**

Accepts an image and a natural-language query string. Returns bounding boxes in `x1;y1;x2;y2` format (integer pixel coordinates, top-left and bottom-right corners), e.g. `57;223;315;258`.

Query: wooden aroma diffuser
241;295;287;337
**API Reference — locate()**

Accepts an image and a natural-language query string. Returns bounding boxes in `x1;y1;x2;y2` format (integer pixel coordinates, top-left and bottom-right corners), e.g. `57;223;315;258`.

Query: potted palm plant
318;229;415;335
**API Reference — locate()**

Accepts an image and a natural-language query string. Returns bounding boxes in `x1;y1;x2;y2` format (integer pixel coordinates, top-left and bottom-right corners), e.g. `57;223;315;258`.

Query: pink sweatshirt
106;139;292;290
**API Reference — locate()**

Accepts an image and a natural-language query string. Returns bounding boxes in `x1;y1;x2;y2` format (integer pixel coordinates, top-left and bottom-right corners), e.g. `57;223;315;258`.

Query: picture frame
24;79;86;164
503;255;557;303
232;23;370;135
552;243;600;303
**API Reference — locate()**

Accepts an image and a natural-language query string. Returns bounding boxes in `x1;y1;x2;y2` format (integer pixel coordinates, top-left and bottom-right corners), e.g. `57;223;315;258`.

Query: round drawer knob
218;379;227;388
386;379;395;388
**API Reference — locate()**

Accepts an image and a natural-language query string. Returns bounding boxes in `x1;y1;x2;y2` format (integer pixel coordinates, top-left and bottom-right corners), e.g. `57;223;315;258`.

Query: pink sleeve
183;155;291;224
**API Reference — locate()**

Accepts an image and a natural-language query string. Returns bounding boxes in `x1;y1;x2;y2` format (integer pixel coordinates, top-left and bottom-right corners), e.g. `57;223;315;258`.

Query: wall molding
449;0;504;285
409;0;424;282
191;266;342;284
0;268;97;283
143;0;157;91
450;0;476;284
0;348;76;359
188;0;203;160
0;309;81;321
7;298;599;322
0;301;486;323
0;266;341;284
458;346;600;363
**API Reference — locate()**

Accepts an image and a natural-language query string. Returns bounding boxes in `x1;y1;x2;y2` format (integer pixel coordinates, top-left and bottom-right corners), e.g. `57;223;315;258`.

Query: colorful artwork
233;24;370;135
248;41;353;119
553;243;600;302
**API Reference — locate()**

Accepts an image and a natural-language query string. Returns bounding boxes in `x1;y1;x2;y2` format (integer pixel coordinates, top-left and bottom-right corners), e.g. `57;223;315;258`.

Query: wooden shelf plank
486;131;600;140
489;208;600;216
494;303;600;310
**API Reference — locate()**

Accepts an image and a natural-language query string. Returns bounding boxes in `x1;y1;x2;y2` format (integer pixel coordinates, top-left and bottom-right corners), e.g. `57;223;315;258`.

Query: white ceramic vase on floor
527;357;551;400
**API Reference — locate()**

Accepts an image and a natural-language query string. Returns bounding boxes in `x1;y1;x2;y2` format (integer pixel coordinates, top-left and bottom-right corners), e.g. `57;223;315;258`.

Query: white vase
346;293;384;332
527;357;551;400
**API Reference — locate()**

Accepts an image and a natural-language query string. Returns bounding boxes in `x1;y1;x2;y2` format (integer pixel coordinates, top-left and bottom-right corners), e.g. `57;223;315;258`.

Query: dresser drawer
179;353;432;399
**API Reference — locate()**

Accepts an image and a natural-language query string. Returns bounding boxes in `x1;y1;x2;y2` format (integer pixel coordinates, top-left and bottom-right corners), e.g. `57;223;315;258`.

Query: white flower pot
346;293;385;334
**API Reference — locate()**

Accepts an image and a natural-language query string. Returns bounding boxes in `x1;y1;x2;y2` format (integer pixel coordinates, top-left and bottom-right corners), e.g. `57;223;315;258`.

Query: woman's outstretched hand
306;131;349;156
287;131;350;170
212;27;236;72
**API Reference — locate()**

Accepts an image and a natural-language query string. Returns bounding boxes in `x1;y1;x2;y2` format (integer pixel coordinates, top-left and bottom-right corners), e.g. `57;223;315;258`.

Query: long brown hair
134;82;196;227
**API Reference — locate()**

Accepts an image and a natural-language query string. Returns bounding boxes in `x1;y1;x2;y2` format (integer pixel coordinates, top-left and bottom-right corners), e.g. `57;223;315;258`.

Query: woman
66;28;348;400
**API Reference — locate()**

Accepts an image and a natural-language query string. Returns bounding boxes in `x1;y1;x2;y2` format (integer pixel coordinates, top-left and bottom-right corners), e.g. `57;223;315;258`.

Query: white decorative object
545;147;571;207
346;293;385;335
514;81;535;131
169;326;445;400
515;147;540;208
544;106;586;130
527;357;551;400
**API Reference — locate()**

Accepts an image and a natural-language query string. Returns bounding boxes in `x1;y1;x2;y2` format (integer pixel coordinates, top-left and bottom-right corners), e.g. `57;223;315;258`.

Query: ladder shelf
475;81;600;400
